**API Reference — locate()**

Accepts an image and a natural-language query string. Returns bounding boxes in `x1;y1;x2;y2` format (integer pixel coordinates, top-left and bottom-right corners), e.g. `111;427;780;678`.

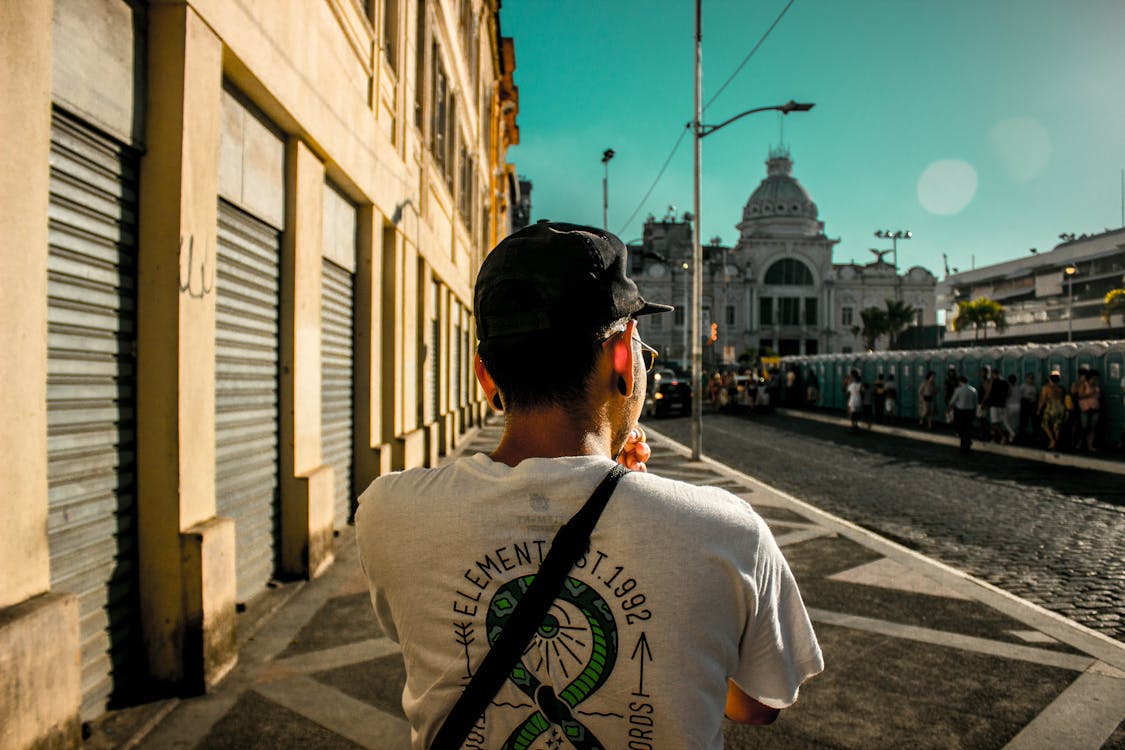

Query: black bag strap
430;463;629;750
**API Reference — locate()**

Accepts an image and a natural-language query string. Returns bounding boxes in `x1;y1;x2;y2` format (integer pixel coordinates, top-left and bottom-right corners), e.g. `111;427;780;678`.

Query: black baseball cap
474;221;673;342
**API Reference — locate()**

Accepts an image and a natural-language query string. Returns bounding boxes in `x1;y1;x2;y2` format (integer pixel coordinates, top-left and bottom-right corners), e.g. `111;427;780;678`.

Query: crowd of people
838;365;1106;453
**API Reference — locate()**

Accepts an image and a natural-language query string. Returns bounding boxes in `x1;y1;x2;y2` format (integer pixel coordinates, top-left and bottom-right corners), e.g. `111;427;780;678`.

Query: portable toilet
1103;340;1125;446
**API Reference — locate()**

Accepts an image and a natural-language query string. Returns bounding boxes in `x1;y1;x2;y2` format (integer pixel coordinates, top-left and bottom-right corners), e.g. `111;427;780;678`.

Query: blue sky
499;0;1125;277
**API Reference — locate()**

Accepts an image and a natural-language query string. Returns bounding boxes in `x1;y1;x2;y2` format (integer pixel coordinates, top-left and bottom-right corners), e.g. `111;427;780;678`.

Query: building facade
1;1;515;745
937;228;1125;345
629;148;937;365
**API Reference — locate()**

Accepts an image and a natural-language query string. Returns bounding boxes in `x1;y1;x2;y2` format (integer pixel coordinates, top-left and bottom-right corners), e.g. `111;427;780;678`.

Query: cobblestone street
651;412;1125;642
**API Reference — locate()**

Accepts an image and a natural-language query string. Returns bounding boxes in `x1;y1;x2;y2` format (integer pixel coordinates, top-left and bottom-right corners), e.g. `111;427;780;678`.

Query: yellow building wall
5;0;513;738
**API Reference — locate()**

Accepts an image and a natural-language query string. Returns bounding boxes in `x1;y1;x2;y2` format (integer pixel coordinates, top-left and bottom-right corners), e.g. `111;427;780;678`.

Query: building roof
742;145;819;225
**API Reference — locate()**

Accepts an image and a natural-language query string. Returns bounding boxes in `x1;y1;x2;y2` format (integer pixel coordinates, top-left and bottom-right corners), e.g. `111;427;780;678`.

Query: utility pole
691;0;703;460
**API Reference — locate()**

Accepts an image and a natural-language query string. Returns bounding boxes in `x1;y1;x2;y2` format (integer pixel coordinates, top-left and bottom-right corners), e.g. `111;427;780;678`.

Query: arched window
764;258;814;285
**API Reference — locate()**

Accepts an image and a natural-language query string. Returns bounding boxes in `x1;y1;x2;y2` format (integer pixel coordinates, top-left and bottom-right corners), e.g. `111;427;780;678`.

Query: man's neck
489;406;614;467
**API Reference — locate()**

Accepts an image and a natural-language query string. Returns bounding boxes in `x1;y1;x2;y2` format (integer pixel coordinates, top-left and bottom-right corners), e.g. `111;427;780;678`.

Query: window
804;297;818;326
779;297;800;325
430;46;448;173
674;306;685;325
726;305;735;326
383;0;399;72
842;346;853;354
760;297;773;325
414;0;426;127
841;306;854;326
458;143;475;228
764;258;814;285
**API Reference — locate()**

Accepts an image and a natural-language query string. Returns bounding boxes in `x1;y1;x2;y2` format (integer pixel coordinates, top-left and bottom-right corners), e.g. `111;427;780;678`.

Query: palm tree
1103;288;1125;326
883;299;920;349
952;297;1007;340
851;306;889;351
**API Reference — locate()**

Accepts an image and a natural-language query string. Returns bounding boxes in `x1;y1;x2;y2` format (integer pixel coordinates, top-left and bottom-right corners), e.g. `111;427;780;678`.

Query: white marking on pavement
255;674;411;750
273;638;401;675
1002;666;1125;749
807;608;1095;672
1008;629;1061;645
772;526;837;547
828;558;971;600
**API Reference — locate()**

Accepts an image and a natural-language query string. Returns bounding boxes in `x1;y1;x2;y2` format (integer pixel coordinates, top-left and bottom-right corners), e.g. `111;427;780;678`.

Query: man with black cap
355;222;822;748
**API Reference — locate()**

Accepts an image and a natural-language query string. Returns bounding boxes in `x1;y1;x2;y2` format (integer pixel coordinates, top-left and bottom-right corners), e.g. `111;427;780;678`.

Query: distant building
938;228;1125;345
511;175;532;230
629;147;937;364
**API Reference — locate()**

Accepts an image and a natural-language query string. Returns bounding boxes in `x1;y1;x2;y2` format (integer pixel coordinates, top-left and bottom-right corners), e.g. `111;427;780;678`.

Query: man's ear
608;320;637;398
474;353;503;412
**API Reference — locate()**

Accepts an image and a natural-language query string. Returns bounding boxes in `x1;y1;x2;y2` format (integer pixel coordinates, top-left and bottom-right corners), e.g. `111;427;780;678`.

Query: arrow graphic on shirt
631;632;653;697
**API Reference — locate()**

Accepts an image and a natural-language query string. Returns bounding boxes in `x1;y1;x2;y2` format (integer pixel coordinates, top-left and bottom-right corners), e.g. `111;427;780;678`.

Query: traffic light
709;322;718;342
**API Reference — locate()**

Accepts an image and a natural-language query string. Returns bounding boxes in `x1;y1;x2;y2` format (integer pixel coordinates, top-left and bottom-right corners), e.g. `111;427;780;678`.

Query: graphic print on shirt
453;541;657;749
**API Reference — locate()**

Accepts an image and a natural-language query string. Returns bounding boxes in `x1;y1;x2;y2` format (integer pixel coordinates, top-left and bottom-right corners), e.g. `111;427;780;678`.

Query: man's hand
617;426;651;472
725;680;780;725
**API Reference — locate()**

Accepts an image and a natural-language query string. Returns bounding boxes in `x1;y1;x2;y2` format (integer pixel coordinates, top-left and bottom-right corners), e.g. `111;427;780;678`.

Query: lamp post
601;148;615;230
689;5;813;459
874;229;911;299
1063;264;1079;342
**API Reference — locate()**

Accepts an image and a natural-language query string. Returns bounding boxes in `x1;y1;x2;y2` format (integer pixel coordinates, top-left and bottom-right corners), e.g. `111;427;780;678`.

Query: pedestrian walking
1038;371;1067;451
943;366;959;424
984;369;1010;443
884;374;898;419
806;369;820;407
354;222;822;746
1018;373;1038;444
918;371;937;429
872;373;886;423
949;375;979;452
846;369;864;432
977;367;993;441
1078;369;1102;452
1003;374;1021;444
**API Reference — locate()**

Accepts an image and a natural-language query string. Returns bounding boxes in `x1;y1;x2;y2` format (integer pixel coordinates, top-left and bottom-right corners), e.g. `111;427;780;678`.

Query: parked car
645;371;692;418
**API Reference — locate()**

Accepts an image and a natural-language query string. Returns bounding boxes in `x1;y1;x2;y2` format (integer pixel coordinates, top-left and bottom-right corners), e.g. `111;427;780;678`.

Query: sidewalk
92;418;1125;749
775;406;1125;477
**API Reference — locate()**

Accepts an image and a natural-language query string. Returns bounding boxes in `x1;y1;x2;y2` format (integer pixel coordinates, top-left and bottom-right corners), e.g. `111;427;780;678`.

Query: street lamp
601;148;615;230
1063;264;1079;342
874;229;911;299
688;50;813;460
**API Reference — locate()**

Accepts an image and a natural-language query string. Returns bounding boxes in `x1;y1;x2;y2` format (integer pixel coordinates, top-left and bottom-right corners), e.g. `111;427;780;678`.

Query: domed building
629;146;937;364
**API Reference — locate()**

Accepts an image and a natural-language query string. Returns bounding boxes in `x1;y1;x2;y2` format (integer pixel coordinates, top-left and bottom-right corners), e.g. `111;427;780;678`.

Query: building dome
742;146;823;237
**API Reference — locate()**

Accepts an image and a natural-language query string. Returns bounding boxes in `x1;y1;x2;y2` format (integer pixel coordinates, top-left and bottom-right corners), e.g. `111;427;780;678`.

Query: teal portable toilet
1103;341;1125;446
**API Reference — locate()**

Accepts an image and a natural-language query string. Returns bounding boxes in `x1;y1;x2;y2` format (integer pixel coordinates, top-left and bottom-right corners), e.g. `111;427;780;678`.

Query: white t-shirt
846;381;864;410
355;453;823;750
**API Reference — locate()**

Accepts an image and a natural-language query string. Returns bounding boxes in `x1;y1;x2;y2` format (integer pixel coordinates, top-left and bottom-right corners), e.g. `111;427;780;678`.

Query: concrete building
629;147;937;364
1;1;515;746
937;228;1125;345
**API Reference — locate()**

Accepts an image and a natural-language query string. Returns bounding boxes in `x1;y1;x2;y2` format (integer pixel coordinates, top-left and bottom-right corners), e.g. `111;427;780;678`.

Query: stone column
280;139;335;579
354;207;392;491
136;2;236;693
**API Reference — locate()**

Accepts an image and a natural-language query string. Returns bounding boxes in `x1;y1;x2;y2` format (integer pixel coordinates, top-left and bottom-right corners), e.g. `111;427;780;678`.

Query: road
649;411;1125;642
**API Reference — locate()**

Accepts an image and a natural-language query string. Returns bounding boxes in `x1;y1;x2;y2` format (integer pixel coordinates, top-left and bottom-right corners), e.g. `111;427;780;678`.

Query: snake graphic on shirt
485;575;618;750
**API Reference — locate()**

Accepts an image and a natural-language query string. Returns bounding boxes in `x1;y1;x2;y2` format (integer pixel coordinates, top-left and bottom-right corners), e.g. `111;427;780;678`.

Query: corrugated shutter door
452;323;462;408
215;200;281;603
46;109;141;718
430;315;441;421
321;259;355;527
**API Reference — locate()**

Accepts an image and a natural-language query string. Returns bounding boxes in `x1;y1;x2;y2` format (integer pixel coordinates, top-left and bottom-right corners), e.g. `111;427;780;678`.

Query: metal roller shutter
46;109;141;718
321;259;355;527
452;322;462;408
215;200;281;603
429;283;441;422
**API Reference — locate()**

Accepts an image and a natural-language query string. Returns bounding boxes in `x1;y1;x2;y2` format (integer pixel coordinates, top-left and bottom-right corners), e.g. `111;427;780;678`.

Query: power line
616;126;690;237
704;0;797;114
616;0;797;238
